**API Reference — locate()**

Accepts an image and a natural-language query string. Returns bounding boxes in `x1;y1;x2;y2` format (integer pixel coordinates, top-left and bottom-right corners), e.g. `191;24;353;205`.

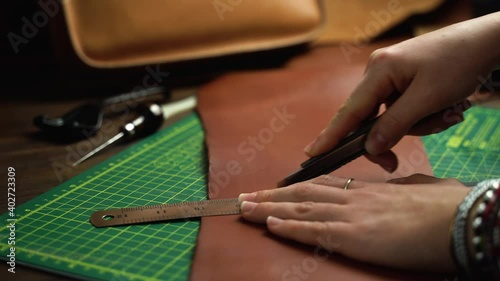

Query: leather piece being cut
192;46;445;281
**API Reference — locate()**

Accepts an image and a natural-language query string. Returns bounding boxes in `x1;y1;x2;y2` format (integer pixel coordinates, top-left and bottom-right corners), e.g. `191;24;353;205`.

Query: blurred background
1;0;498;102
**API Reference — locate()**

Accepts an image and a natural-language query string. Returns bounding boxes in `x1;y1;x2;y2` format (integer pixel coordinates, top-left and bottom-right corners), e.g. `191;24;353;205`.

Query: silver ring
343;178;353;190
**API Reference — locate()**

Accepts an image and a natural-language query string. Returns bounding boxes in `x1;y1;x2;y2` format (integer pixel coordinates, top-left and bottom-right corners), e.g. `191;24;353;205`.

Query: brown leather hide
191;46;442;281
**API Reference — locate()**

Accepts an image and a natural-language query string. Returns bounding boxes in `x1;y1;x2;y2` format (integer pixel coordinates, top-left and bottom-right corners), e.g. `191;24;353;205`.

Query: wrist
451;179;500;280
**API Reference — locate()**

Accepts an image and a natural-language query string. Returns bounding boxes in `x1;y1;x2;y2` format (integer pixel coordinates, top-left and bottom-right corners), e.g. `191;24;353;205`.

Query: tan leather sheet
192;47;445;281
315;0;445;44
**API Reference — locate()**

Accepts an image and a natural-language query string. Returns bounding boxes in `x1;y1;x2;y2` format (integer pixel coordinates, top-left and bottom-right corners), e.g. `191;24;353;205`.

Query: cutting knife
277;117;379;187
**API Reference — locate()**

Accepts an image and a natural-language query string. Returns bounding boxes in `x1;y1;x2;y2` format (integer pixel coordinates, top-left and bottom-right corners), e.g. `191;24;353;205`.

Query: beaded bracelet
452;178;500;280
468;183;500;279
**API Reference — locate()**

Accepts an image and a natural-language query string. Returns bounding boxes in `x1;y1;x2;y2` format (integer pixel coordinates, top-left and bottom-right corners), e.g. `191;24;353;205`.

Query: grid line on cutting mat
1;107;499;281
0;113;207;281
423;107;500;182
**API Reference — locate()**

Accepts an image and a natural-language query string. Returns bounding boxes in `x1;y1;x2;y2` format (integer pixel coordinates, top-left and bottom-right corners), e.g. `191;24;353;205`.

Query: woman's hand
304;12;500;172
239;174;470;273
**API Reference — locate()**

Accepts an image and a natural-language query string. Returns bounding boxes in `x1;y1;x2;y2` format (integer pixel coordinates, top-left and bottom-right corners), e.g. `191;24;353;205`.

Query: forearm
456;12;500;70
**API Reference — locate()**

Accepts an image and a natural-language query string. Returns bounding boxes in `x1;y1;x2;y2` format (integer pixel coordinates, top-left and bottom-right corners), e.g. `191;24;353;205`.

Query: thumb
365;109;410;155
365;76;442;155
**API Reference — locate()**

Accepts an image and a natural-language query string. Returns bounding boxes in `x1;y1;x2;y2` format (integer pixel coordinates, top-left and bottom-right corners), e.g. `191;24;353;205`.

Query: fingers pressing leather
239;175;365;204
266;218;351;254
308;175;364;190
240;201;348;223
239;183;348;204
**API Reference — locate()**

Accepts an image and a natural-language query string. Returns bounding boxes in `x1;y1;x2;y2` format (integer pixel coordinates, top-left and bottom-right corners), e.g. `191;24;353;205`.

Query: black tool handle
121;103;164;139
277;117;379;187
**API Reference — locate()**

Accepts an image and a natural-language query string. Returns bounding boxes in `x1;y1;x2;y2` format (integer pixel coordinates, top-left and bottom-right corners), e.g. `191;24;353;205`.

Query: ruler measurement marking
91;198;241;227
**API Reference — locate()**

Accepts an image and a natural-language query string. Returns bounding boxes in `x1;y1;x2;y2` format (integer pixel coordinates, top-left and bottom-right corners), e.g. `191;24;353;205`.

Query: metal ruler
90;198;240;227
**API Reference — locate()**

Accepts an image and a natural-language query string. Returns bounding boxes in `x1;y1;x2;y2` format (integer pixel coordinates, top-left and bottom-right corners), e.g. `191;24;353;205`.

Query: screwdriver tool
33;87;167;142
72;95;197;167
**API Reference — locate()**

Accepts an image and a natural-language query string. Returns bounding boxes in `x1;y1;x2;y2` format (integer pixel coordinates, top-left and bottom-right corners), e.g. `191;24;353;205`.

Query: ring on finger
343;178;354;190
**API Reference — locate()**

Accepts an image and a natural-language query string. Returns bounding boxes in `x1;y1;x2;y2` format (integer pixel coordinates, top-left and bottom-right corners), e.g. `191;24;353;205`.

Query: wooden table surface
0;93;196;280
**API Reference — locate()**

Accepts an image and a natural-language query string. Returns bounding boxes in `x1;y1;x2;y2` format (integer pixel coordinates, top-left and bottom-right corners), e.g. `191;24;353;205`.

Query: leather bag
62;0;325;68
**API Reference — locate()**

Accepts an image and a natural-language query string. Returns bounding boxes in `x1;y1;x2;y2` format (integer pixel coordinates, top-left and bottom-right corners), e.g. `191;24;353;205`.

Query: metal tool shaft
72;132;125;167
71;97;197;167
72;104;164;166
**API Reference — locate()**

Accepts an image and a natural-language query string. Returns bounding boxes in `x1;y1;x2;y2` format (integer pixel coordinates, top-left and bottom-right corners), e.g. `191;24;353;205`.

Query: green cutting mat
1;107;499;281
0;113;207;281
423;106;500;182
